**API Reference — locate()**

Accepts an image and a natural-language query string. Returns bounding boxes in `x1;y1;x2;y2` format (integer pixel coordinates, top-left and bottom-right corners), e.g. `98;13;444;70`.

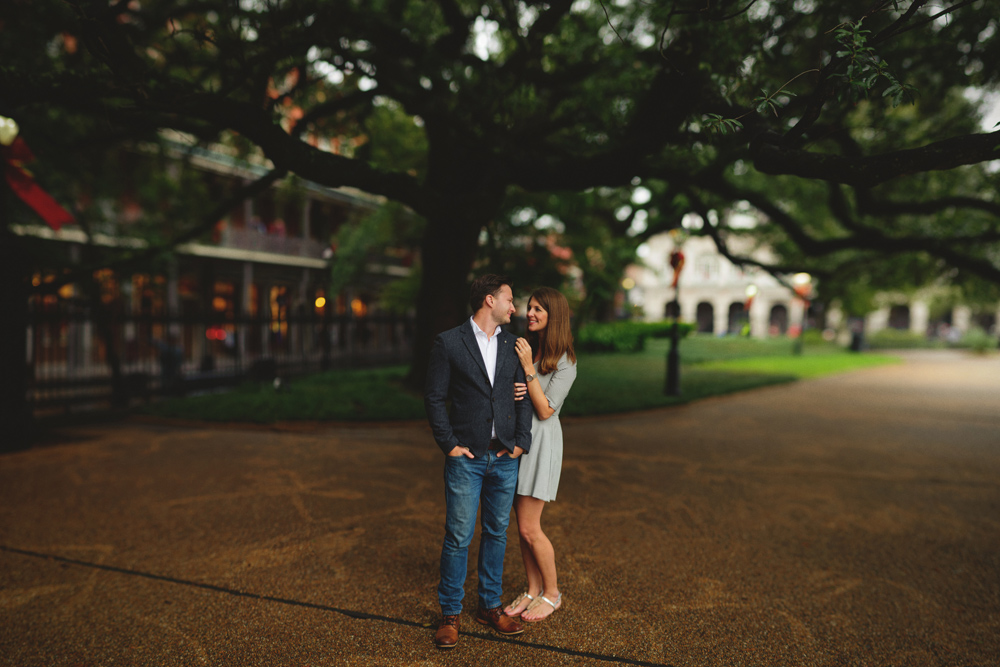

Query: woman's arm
515;337;555;420
540;356;577;414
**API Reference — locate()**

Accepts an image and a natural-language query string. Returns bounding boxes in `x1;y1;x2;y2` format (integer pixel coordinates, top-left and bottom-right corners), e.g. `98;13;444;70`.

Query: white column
300;196;311;258
749;300;767;338
952;305;972;333
167;258;180;340
714;298;729;335
910;300;929;336
867;307;889;334
649;289;669;322
789;299;806;331
244;183;254;226
67;245;82;368
291;268;309;357
240;262;252;362
680;296;698;324
826;304;844;331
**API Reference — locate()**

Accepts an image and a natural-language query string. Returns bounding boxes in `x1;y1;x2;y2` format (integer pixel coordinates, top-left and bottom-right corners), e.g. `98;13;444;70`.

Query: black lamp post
665;233;686;396
744;284;758;336
792;272;812;355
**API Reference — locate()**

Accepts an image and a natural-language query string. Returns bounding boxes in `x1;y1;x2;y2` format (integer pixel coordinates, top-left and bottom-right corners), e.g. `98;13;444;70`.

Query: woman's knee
518;523;545;545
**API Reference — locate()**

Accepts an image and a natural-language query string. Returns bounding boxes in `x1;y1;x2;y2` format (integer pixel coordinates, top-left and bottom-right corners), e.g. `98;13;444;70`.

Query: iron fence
28;305;414;416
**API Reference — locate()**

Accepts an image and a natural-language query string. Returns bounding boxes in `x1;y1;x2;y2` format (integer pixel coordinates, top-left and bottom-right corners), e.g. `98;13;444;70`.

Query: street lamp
0;116;19;147
665;230;687;395
792;272;812;355
743;284;758;336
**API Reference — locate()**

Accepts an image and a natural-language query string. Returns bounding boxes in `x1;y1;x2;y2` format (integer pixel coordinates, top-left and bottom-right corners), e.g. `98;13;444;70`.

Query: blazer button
486;417;492;423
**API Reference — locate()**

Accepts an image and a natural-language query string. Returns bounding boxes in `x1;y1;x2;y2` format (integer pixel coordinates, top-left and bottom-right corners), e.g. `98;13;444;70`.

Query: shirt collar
470;317;501;338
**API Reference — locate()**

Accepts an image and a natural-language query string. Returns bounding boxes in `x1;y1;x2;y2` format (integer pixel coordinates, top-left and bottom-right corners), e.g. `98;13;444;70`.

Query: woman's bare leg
505;495;544;615
513;495;559;621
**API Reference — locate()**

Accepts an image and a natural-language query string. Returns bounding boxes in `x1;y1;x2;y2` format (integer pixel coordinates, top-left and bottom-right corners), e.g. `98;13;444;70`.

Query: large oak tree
3;0;998;390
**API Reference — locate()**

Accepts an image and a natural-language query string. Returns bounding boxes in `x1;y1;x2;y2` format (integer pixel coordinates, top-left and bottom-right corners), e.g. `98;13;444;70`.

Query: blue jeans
439;451;519;615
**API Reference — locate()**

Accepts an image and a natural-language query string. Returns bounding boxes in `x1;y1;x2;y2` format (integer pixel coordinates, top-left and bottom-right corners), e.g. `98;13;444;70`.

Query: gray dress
516;353;577;502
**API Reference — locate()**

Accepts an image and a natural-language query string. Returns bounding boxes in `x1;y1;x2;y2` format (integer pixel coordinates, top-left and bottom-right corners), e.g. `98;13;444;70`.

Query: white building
626;233;999;340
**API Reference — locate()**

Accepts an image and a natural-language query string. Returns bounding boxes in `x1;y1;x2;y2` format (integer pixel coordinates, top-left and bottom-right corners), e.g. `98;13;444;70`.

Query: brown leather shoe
433;615;460;649
475;605;525;636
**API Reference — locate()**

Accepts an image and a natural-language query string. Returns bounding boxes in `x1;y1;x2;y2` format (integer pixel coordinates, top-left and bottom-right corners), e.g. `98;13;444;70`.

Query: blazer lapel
461;322;491;383
495;330;513;379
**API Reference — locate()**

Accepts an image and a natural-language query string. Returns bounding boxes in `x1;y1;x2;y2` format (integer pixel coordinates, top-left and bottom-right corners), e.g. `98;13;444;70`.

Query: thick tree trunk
406;213;485;390
0;185;31;451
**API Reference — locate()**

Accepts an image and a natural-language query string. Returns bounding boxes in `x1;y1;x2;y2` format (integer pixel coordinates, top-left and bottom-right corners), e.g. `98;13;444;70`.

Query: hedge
577;320;694;353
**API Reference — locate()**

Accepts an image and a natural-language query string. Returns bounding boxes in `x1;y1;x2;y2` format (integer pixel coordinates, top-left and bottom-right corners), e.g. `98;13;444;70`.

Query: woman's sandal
522;592;562;622
504;591;535;617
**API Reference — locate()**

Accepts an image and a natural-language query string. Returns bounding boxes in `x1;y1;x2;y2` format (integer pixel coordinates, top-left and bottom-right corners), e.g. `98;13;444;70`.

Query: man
424;274;533;649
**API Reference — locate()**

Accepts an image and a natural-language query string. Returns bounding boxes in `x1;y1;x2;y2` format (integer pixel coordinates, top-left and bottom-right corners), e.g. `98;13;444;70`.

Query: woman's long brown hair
527;287;576;375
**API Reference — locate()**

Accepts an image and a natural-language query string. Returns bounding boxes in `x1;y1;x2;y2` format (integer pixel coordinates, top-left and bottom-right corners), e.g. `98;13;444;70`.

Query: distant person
424;274;533;649
248;215;266;234
504;287;577;623
155;333;184;395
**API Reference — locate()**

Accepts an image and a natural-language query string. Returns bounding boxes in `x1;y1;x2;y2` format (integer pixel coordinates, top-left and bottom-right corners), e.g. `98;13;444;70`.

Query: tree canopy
3;0;999;382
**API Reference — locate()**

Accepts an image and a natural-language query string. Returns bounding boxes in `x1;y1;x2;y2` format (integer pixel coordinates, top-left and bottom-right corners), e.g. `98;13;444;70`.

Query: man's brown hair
468;274;513;314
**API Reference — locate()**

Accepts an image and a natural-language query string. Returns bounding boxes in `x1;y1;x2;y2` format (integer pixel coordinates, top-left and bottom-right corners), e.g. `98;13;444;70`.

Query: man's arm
424;335;462;455
513;363;533;453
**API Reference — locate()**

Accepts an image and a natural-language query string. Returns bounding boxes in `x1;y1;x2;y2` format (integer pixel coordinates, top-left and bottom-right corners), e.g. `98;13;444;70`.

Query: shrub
866;329;939;349
642;321;695;339
956;327;997;354
577;320;694;353
801;328;829;345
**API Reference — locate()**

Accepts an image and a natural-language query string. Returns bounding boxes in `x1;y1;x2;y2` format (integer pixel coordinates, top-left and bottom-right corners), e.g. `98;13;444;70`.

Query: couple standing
424;274;578;649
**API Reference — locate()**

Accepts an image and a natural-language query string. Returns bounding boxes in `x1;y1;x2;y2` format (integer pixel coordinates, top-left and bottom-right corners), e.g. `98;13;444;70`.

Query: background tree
3;0;998;389
670;3;1000;303
489;183;688;326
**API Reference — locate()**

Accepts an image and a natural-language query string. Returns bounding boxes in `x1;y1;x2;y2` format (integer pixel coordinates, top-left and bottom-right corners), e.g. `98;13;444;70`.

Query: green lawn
141;336;900;423
568;337;898;416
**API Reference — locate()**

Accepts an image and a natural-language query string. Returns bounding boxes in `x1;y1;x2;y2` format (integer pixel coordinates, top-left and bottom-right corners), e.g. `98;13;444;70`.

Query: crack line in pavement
1;545;671;667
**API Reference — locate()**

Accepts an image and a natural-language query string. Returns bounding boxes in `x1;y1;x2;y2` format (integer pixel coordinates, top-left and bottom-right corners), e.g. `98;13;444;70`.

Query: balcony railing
219;227;328;258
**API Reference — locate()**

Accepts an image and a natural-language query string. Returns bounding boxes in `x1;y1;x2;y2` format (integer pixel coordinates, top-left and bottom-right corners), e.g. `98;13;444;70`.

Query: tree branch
857;193;1000;218
752;130;1000;186
685;188;808;290
701;178;1000;283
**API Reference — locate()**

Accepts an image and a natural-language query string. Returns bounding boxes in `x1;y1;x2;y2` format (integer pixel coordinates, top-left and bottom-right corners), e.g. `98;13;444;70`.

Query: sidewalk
1;350;998;666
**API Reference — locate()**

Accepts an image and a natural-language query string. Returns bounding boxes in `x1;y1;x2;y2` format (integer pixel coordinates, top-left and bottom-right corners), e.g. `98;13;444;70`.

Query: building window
694;256;718;282
769;304;788;335
728;302;745;334
888;305;910;330
696;302;714;333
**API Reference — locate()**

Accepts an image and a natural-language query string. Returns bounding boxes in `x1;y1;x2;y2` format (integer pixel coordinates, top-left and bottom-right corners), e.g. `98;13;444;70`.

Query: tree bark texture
406;213;485;390
0;185;31;450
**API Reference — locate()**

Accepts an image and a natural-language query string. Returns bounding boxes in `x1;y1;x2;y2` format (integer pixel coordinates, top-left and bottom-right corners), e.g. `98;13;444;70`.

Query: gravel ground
1;350;998;666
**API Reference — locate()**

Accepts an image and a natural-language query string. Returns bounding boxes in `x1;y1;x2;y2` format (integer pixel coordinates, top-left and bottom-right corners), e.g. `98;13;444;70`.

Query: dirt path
1;350;997;666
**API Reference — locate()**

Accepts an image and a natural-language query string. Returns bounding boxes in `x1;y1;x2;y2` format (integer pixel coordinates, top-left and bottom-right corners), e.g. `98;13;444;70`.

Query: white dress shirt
471;317;501;438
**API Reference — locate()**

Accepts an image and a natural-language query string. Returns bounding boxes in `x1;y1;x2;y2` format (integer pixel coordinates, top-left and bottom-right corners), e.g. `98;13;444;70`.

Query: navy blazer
424;320;533;458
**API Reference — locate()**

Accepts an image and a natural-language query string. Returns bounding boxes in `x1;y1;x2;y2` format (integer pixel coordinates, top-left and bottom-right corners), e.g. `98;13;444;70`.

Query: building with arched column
625;232;1000;340
626;234;812;338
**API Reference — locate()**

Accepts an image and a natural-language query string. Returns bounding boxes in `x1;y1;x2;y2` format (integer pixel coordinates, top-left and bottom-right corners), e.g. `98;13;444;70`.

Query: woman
504;286;577;622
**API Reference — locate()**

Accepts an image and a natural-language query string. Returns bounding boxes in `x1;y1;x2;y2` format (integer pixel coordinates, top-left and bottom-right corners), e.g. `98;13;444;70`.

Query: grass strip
140;337;900;423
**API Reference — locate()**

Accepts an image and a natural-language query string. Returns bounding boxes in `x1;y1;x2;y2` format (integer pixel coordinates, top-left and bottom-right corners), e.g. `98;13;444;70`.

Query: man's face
489;284;515;326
